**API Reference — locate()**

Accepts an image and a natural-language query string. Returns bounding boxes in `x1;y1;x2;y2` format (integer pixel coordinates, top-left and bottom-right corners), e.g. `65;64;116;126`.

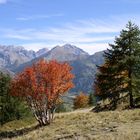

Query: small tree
10;60;74;126
74;92;89;109
88;92;96;106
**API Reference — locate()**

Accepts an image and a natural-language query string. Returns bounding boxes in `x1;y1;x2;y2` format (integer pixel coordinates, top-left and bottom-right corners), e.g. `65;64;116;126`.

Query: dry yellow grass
2;109;140;140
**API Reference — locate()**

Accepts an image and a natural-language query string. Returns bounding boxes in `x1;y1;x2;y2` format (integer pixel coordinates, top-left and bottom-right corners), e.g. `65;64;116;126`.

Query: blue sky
0;0;140;54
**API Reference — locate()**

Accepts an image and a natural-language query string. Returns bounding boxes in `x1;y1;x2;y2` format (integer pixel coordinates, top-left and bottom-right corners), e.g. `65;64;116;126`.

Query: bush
56;103;73;113
74;92;89;109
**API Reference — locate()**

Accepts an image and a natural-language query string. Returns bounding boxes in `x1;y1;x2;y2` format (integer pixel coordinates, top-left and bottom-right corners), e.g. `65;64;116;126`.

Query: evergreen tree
0;72;29;125
94;21;140;108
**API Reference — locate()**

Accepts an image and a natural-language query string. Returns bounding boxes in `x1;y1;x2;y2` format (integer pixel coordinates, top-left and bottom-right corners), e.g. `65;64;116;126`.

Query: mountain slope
0;44;105;93
0;66;14;76
36;48;49;57
70;51;104;93
41;44;89;61
12;47;104;93
1;109;140;140
0;45;50;73
0;45;36;69
11;44;90;73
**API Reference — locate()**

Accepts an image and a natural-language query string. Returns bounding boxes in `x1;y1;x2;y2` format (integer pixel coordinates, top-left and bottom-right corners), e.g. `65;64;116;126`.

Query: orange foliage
11;59;74;104
10;59;74;125
74;92;89;109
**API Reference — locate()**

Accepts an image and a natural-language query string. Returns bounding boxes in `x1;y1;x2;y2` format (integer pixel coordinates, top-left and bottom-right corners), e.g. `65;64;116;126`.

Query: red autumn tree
74;92;89;109
10;59;74;126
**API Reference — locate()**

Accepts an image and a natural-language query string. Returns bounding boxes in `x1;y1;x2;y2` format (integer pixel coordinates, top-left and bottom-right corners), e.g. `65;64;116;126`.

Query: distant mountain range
0;45;36;68
0;44;105;93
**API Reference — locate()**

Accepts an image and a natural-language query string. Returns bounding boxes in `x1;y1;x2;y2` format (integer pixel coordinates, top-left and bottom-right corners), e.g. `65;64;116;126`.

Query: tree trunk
36;115;49;126
128;64;134;108
128;36;134;108
129;91;134;108
32;108;49;126
112;97;117;110
51;108;56;122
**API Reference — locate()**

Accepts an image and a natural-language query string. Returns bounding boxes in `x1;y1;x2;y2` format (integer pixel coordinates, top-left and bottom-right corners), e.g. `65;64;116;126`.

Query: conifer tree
94;21;140;108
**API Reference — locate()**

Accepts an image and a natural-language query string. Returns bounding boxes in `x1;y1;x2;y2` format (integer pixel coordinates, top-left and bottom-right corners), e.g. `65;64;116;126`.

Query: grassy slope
2;109;140;140
0;117;36;132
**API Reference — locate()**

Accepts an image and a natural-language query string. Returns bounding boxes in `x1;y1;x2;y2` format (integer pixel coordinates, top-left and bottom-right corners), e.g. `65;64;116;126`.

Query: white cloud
0;0;7;4
0;19;122;54
16;13;64;21
22;43;52;51
3;19;118;42
74;43;110;54
22;42;110;55
1;14;140;54
6;34;31;40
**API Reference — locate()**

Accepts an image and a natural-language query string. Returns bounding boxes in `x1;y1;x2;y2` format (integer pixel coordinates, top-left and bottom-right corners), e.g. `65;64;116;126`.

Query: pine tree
94;21;140;108
118;22;140;107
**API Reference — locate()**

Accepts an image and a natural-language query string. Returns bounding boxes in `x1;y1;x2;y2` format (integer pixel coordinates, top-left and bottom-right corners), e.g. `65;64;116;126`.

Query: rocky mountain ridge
0;44;105;93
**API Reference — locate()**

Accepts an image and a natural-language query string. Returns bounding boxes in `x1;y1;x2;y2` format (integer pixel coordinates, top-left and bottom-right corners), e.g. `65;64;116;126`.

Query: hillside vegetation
1;109;140;140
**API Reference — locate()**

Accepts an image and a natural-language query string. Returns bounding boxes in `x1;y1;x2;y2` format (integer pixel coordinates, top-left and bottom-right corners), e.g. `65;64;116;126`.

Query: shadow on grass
0;124;41;139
